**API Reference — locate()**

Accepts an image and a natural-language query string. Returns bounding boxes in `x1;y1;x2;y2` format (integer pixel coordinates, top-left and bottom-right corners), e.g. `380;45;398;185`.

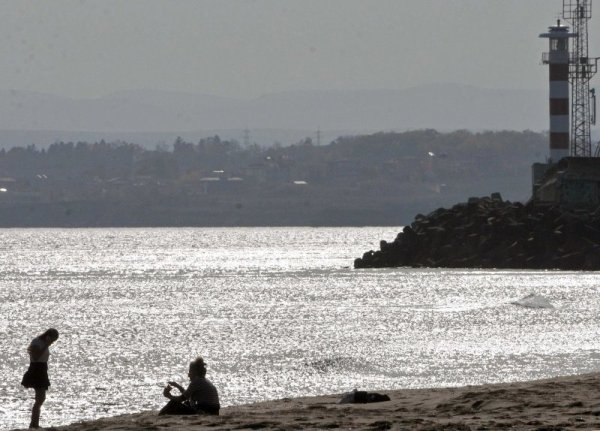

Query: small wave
511;293;554;309
304;356;358;373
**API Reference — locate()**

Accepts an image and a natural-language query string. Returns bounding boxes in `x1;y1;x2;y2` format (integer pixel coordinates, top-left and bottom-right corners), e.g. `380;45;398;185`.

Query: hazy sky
0;0;577;99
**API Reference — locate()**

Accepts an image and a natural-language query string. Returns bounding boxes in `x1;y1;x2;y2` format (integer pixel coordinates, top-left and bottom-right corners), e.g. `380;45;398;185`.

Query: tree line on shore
0;129;548;226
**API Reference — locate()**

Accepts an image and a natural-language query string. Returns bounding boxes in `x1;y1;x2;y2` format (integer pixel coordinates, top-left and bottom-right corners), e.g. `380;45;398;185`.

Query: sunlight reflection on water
1;227;600;430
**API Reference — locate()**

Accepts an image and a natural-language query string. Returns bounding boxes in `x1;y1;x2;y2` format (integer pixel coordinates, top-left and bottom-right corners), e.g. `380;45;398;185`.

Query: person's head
40;328;59;345
188;356;207;379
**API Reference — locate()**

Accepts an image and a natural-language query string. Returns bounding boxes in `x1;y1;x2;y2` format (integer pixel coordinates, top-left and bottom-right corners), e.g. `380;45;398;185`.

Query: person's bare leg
30;388;46;429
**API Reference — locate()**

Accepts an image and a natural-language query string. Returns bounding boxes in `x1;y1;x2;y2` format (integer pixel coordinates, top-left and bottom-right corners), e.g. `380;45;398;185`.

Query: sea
1;227;600;430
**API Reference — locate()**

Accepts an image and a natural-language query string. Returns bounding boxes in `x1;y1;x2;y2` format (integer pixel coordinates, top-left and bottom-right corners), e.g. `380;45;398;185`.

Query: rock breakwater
354;194;600;270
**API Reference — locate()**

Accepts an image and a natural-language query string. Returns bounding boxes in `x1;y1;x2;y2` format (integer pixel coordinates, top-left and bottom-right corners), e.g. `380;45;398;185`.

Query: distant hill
0;84;547;148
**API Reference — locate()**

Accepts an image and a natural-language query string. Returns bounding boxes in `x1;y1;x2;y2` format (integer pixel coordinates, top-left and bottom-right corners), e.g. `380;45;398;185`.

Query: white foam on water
511;293;555;309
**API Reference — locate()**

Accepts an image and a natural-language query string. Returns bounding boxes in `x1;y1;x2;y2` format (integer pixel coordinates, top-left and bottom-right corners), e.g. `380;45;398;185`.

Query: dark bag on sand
366;392;391;403
339;389;390;404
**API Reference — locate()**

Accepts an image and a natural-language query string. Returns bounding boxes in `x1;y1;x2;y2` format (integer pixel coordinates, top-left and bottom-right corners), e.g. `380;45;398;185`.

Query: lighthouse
540;20;576;163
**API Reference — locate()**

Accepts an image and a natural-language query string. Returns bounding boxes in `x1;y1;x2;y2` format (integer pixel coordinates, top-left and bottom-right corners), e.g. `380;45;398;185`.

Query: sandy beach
18;373;600;431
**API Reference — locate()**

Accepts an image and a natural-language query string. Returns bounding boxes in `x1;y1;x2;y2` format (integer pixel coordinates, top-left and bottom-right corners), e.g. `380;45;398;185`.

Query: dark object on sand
354;194;600;270
339;390;391;404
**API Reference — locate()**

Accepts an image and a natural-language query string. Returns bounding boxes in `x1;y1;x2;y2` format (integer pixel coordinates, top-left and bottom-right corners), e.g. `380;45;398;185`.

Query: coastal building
533;157;600;207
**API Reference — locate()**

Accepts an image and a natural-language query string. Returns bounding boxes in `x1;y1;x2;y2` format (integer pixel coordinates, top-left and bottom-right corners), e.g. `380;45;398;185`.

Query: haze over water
1;227;599;430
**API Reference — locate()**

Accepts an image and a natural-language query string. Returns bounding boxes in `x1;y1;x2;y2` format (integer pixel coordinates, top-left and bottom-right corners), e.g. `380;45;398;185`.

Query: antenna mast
563;0;597;156
243;127;251;147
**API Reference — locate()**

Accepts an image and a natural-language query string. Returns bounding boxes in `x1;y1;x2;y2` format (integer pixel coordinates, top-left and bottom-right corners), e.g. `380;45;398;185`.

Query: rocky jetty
354;194;600;270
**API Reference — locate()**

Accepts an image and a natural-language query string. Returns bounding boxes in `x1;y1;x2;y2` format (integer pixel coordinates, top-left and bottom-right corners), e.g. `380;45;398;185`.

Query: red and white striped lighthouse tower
540;21;576;163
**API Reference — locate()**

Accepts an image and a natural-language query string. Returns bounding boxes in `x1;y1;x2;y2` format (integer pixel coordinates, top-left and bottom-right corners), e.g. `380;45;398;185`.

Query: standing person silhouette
21;328;59;429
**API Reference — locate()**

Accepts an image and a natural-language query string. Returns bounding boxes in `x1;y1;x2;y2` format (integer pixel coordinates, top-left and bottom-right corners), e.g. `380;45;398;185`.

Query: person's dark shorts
21;362;50;389
159;400;220;416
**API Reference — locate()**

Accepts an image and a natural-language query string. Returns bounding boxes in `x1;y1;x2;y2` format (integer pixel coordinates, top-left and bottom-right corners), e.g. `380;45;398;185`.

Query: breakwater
354;194;600;270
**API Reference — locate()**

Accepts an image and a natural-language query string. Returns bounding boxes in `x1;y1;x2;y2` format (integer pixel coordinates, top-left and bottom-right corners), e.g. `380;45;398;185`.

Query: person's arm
163;385;185;402
167;381;184;392
27;340;47;361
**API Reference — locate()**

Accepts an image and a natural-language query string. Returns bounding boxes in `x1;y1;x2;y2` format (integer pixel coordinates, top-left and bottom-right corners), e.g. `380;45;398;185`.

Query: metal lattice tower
243;127;251;147
563;0;597;156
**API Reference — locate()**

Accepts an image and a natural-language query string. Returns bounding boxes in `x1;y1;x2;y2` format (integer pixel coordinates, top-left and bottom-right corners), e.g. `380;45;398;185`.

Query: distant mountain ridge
0;84;547;148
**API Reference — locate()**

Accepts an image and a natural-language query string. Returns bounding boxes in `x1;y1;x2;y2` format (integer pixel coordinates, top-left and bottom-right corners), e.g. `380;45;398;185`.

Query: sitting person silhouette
159;356;220;416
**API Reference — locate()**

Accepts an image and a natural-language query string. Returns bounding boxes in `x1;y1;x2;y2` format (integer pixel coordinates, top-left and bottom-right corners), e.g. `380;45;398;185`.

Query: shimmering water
1;227;600;430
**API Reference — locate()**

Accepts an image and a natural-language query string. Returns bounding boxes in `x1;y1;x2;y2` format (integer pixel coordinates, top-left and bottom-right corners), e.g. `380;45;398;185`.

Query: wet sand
20;373;600;430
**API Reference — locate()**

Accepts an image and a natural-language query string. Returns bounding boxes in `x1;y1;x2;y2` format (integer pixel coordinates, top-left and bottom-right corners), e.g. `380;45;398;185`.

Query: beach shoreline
16;372;600;431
